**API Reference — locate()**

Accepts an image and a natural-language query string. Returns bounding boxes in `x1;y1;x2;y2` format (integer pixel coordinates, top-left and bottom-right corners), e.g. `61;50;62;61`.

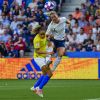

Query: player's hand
46;34;54;40
46;34;51;40
50;34;54;39
47;51;54;55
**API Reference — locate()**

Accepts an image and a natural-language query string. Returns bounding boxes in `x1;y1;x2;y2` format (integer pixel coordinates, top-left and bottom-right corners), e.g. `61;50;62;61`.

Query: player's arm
46;23;54;40
62;17;70;24
35;48;53;55
35;48;47;54
63;17;70;29
34;41;53;55
66;19;70;24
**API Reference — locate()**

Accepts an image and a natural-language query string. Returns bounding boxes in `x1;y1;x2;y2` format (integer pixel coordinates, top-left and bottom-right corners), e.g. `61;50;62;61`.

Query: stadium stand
0;0;100;58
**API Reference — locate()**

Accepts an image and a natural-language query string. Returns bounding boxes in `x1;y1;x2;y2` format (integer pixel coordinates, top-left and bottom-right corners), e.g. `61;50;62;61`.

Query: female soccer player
31;30;53;97
46;11;70;72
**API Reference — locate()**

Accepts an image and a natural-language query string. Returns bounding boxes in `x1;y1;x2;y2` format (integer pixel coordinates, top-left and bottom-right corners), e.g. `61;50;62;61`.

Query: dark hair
75;8;80;11
39;30;45;34
80;27;84;31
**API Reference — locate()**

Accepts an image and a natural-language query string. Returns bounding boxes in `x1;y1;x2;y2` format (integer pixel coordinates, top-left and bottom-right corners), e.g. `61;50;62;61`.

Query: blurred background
0;0;100;58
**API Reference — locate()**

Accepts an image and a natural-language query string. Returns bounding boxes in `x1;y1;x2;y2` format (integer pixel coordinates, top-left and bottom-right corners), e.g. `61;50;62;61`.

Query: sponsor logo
17;59;42;79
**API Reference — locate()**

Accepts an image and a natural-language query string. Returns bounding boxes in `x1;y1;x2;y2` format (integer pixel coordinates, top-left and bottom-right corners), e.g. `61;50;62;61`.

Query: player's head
50;11;59;23
39;31;45;39
33;25;42;34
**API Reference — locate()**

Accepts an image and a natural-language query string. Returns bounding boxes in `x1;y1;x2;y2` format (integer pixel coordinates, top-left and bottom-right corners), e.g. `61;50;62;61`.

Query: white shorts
34;58;46;69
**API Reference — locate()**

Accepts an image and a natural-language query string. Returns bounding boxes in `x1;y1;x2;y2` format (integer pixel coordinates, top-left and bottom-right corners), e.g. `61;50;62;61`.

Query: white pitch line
86;98;100;100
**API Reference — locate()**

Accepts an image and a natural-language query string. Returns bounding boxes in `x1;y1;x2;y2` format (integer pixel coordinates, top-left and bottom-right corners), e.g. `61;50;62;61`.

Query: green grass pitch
0;80;100;100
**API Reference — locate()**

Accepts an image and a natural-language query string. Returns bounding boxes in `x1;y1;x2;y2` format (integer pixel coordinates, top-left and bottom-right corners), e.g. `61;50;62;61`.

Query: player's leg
46;56;52;68
31;58;46;91
52;47;65;72
39;66;53;89
52;40;65;72
31;58;52;97
31;73;45;94
36;65;52;97
33;75;45;89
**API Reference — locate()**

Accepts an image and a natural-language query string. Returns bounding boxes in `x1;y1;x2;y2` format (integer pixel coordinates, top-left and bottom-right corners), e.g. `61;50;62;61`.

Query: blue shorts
52;39;65;48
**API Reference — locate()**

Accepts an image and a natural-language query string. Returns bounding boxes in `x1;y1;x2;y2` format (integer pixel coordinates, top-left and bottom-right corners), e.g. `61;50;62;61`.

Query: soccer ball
44;1;56;11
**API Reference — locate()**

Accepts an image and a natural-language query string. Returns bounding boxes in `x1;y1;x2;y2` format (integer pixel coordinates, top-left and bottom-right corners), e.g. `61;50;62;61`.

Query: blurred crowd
65;0;100;52
0;0;62;58
0;0;100;58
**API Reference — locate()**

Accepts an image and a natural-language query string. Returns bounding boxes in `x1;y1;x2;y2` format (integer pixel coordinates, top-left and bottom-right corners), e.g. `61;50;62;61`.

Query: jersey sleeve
62;17;70;24
61;17;67;22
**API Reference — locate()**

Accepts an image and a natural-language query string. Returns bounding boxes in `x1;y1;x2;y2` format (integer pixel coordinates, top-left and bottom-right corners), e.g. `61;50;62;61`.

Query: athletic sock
34;75;44;88
39;74;50;89
52;56;62;71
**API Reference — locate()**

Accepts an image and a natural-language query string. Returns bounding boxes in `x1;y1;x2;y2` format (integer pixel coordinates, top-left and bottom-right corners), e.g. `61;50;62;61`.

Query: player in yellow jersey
31;30;53;98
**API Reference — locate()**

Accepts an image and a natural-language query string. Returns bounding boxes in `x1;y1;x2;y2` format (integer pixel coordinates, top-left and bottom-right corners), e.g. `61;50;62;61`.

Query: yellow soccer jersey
33;34;47;58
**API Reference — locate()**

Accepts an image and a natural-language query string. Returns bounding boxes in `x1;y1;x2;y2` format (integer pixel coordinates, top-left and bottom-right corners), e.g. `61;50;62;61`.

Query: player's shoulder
60;17;67;22
34;34;40;42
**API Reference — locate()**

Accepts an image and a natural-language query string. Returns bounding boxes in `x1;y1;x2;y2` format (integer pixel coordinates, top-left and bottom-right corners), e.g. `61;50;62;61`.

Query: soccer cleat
36;87;43;98
30;86;37;93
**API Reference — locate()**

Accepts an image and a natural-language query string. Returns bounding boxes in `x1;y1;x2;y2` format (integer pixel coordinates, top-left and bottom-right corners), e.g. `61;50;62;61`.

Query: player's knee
47;72;53;78
58;51;64;57
41;66;47;75
43;71;47;75
58;48;65;56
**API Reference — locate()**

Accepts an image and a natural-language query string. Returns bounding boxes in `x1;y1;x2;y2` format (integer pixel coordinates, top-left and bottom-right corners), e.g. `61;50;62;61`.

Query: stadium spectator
37;0;45;10
83;22;93;34
14;24;23;35
88;15;96;26
81;3;87;15
13;0;22;6
85;0;91;8
5;37;13;51
36;9;47;27
14;36;26;57
97;40;100;51
75;28;87;44
76;43;83;51
92;45;97;51
10;16;19;31
7;45;18;57
0;23;4;41
72;22;81;34
72;8;83;20
96;18;100;26
2;2;10;15
0;51;4;58
85;11;91;21
2;15;10;27
25;7;31;17
2;29;11;43
67;31;76;45
87;4;96;16
83;33;94;51
0;42;8;57
78;16;88;28
68;14;76;28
